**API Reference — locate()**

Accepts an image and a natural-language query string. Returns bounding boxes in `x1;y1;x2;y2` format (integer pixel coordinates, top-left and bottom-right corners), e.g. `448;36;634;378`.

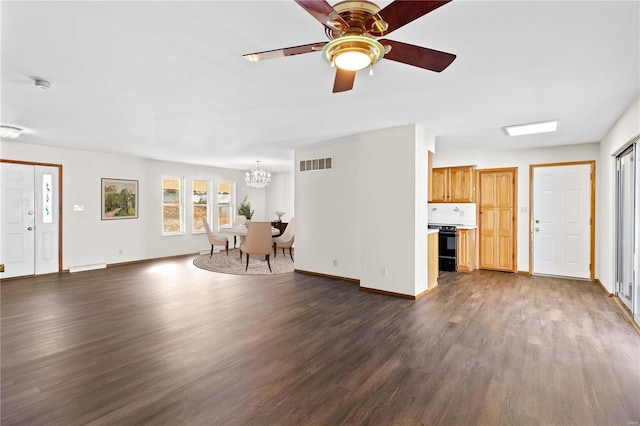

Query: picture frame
101;178;138;220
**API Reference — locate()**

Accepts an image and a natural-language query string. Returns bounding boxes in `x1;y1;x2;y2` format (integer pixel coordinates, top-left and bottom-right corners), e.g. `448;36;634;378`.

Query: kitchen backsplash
428;203;477;226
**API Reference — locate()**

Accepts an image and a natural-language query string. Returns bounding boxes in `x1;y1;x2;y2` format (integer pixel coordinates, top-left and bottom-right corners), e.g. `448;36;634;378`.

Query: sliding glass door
616;142;638;320
636;142;640;324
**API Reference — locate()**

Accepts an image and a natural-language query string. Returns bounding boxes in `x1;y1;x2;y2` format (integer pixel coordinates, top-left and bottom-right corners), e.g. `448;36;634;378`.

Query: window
217;181;234;227
42;174;53;224
162;177;183;234
192;179;210;233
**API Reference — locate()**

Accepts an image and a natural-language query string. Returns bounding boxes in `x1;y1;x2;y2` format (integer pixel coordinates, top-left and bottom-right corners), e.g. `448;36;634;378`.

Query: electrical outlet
118;249;124;255
332;259;338;266
380;266;387;275
73;204;84;211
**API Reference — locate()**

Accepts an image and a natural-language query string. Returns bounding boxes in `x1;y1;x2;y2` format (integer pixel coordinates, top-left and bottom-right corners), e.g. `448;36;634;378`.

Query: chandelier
245;161;271;188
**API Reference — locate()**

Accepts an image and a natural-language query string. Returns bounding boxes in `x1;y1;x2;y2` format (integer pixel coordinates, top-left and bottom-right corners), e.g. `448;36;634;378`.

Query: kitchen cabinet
457;228;476;273
427;231;440;289
428;230;439;288
429;165;475;203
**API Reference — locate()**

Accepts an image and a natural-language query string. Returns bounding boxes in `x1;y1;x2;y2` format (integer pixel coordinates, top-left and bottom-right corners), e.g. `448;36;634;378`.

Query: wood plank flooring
2;256;639;425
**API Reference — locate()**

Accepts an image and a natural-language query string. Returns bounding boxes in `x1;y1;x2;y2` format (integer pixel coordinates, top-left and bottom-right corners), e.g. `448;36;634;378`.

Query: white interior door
532;164;591;279
1;162;59;278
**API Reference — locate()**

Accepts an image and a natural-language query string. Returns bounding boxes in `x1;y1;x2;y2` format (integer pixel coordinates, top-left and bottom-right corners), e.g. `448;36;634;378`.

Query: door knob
27;226;33;231
535;227;539;232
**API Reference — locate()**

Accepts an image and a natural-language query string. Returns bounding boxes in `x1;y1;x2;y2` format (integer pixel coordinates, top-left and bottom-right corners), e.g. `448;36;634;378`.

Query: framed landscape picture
101;178;138;220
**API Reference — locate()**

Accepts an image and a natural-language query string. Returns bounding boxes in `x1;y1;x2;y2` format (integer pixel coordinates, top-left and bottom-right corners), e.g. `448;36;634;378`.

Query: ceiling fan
243;0;457;93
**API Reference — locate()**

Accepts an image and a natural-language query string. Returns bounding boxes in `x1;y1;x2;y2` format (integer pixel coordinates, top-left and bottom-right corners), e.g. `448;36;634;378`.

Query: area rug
193;249;294;275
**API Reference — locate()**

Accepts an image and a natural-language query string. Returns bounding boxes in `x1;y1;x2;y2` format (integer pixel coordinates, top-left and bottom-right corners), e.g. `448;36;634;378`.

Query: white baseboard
69;263;107;273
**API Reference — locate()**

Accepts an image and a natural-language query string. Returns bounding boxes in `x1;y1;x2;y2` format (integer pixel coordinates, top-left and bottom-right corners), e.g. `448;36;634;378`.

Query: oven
428;224;457;272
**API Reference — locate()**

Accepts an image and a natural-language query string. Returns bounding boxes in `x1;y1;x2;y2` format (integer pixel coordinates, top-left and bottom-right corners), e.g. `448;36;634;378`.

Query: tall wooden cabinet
457;228;476;273
429;165;475;203
428;231;439;288
478;169;516;272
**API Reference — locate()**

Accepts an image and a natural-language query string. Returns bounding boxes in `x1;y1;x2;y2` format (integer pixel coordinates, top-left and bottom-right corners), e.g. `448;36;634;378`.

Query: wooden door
449;166;474;202
430;168;448;202
478;169;516;272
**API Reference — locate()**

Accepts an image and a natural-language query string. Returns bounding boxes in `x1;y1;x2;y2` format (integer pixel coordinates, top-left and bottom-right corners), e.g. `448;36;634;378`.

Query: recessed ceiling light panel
504;120;558;136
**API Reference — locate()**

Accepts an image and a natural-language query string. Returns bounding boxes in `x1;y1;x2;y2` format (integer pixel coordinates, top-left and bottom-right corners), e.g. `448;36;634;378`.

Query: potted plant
237;196;254;220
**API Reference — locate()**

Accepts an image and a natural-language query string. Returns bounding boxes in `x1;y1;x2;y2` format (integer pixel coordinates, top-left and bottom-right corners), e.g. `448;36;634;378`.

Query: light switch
73;204;84;211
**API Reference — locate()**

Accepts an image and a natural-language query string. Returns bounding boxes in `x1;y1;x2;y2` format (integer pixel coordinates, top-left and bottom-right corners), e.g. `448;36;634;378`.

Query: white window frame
162;176;185;236
217;181;235;228
192;178;211;234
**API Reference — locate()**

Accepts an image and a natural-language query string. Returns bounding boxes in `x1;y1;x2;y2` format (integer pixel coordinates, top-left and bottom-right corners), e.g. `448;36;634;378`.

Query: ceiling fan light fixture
0;124;23;139
323;36;384;71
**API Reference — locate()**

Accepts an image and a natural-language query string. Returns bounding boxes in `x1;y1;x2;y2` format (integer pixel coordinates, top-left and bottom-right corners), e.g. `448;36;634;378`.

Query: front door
0;162;60;278
532;163;592;279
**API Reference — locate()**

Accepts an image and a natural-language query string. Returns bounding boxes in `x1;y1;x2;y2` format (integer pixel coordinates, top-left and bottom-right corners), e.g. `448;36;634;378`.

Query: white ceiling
2;1;639;172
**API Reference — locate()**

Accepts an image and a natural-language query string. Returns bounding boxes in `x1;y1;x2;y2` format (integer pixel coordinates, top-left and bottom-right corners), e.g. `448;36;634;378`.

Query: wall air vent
299;157;333;172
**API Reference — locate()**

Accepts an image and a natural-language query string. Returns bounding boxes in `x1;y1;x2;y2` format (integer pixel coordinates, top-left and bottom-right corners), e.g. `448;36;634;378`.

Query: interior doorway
0;160;62;278
530;161;594;280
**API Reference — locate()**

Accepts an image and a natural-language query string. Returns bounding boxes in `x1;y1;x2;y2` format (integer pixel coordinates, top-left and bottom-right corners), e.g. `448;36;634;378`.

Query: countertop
456;225;477;230
427;229;439;235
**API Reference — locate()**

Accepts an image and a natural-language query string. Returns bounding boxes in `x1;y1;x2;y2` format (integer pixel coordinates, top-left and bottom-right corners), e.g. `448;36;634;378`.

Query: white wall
265;171;294;223
598;94;640;292
359;125;429;296
294;136;361;280
0;140;293;269
432;142;599;272
295;124;430;297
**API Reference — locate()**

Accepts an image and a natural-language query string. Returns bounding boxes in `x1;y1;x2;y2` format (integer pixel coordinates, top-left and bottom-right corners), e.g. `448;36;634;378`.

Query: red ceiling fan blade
294;0;349;32
370;1;451;35
333;68;356;93
380;39;456;72
243;42;327;62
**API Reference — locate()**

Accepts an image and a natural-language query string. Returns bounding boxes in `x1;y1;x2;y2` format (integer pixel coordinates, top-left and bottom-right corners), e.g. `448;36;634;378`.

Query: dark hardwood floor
2;256;639;425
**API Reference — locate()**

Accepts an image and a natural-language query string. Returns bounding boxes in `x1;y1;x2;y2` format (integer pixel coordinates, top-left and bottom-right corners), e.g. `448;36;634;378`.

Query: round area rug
193;249;294;275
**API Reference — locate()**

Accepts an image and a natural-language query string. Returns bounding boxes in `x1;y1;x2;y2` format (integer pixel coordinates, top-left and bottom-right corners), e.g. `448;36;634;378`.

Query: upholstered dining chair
272;217;294;260
239;221;273;272
202;218;229;257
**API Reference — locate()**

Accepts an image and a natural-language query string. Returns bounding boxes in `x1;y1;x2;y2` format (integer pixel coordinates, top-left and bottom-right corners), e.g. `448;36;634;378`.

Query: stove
428;224;458;271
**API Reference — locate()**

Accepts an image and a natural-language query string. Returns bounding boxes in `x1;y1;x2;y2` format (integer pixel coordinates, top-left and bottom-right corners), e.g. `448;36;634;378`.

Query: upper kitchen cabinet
429;165;475;203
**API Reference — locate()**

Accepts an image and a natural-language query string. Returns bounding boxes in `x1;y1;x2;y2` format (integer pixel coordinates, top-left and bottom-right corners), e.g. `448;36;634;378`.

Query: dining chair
272;217;294;260
202;218;229;257
239;221;273;272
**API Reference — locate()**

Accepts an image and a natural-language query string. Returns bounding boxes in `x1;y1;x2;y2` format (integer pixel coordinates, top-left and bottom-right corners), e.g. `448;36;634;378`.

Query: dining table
219;225;279;248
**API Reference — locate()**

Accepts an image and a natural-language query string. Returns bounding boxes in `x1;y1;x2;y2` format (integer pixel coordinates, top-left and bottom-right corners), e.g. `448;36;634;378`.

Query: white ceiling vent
299;157;333;172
